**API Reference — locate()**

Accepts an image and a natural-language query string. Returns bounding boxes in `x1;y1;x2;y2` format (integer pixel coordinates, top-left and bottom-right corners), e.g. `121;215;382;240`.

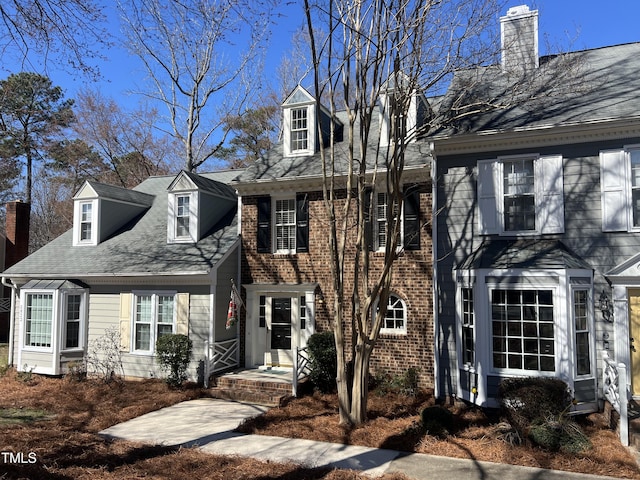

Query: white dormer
167;171;237;244
167;173;199;244
72;181;154;247
282;86;317;157
379;72;426;146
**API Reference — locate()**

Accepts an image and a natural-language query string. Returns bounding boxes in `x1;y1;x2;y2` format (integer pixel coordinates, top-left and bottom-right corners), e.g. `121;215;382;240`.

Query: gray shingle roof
4;171;240;278
234;108;432;185
458;239;593;271
434;42;640;136
83;181;155;206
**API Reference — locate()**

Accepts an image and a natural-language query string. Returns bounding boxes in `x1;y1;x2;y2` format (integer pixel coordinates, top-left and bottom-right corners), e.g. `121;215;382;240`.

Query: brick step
209;372;294;407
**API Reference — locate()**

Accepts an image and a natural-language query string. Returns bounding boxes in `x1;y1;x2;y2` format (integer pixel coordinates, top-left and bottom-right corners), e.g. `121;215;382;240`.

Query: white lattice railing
292;346;311;397
204;338;239;387
602;351;629;446
0;298;10;313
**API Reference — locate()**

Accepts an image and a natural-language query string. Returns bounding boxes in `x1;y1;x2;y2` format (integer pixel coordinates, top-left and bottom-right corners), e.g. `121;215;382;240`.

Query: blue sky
3;1;639;124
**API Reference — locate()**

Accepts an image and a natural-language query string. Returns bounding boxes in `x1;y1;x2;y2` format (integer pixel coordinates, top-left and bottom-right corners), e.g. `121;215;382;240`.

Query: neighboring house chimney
4;201;30;268
500;5;539;74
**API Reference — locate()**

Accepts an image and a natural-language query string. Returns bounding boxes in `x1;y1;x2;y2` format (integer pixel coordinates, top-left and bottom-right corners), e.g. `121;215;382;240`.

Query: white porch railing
292;346;311;396
602;351;629;446
204;338;239;388
0;297;10;313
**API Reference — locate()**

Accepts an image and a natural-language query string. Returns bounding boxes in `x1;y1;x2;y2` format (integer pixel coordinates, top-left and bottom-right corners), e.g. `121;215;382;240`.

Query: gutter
1;276;17;368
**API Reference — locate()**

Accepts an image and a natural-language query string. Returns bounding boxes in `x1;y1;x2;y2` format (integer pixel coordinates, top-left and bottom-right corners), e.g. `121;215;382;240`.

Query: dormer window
175;194;191;238
79;202;93;242
73;199;98;246
168;191;197;243
290;107;309;152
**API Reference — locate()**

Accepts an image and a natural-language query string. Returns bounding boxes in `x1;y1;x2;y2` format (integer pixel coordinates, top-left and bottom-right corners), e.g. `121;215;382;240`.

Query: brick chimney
5;201;30;268
500;5;539;74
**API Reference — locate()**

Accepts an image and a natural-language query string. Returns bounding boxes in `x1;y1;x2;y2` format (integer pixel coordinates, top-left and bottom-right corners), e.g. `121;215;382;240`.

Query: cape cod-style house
2;171;241;383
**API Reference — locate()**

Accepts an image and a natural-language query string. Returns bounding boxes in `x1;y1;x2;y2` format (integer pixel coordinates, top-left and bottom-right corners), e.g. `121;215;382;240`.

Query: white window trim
377;293;408;335
21;288;88;354
168;192;198;243
130;291;177;355
379;90;418;146
478;153;564;236
272;194;296;254
571;285;596;378
283;103;315;157
73;199;98;246
61;291;87;352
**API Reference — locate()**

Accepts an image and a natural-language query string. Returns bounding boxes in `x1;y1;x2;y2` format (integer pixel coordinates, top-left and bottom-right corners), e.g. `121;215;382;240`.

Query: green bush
420;405;454;437
498;377;572;435
307;331;337;393
373;367;420;396
156;334;192;388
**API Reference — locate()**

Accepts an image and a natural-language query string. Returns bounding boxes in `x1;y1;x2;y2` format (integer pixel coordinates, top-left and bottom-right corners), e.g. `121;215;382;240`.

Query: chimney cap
506;5;533;17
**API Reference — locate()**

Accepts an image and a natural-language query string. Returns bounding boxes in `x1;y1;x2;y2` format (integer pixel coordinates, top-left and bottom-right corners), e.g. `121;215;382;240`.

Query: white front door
244;287;316;369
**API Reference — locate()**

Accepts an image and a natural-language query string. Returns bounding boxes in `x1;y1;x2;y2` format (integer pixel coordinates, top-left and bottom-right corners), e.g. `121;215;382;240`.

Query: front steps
209;369;295;407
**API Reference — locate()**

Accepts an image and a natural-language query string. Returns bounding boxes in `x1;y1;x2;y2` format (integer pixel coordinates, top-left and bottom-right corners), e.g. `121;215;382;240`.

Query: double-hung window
64;294;82;349
176;195;191;238
25;293;54;348
461;288;475;366
133;293;176;353
573;289;591;376
80;202;93;242
367;186;421;252
275;198;296;252
256;194;309;254
478;154;564;235
290;108;308;152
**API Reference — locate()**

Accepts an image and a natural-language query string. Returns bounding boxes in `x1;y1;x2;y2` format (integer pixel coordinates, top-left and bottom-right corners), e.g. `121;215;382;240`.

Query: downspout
430;144;440;400
1;276;17;368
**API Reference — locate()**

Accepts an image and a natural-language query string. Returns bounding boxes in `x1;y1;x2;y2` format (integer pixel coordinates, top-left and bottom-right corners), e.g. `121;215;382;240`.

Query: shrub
373;367;420;396
528;415;591;453
498;377;572;435
420;405;454;437
85;326;124;383
307;331;337;393
156;334;192;388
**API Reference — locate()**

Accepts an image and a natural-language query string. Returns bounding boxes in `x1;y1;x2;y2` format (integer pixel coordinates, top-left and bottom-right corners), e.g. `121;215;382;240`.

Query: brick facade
240;185;434;389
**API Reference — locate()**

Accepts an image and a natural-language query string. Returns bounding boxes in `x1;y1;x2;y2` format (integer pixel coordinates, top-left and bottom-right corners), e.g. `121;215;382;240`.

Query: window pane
65;294;81;349
503;159;535;231
135;323;151;350
291;108;308;151
491;288;555;373
275;199;296;251
25;294;53;347
574;290;591;375
381;294;406;332
176;196;190;237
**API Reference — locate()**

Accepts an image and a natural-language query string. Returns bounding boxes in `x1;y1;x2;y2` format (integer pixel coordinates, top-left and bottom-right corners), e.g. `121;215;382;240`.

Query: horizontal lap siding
437;138;640;400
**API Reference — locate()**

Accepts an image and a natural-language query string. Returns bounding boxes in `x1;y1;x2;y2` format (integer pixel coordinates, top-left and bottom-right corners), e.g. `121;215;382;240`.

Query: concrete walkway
100;398;625;480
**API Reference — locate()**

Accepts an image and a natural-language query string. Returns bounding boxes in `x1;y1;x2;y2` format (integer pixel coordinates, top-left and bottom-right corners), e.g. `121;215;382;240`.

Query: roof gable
283;85;315;106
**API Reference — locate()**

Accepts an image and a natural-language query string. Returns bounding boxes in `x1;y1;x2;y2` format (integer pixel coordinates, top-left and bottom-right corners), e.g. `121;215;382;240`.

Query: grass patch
0;407;52;426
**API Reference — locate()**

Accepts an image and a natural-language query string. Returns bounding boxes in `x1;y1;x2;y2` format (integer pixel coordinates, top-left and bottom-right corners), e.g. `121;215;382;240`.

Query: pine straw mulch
236;388;640;480
0;370;408;480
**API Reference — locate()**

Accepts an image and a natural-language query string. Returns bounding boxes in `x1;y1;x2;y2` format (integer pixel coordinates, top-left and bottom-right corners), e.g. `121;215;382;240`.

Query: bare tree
119;0;275;172
71;89;178;187
0;0;109;79
302;0;517;425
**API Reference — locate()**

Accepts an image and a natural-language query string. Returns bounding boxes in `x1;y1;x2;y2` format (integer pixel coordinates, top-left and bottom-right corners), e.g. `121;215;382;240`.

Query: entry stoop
209;369;294;407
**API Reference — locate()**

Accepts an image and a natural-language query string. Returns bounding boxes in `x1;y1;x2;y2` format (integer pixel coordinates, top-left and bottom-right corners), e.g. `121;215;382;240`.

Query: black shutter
296;193;309;253
403;186;421;250
257;196;271;253
364;187;373;251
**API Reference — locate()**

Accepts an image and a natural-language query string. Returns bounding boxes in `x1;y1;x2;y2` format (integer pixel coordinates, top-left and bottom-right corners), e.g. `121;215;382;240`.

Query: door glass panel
271;298;292;350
